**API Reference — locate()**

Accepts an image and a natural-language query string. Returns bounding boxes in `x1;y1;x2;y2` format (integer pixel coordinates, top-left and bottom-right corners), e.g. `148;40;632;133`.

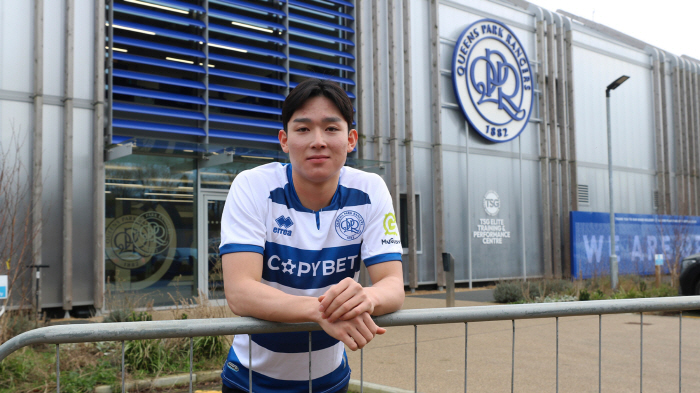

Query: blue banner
570;211;700;279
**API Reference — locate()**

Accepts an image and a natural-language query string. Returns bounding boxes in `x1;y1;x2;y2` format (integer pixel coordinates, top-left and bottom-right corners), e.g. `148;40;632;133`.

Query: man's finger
343;334;358;351
318;280;350;312
348;327;368;349
327;294;365;322
323;286;357;318
362;313;386;335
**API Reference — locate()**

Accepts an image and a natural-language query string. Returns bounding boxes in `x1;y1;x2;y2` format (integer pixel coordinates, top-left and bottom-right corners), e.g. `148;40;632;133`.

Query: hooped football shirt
219;163;402;393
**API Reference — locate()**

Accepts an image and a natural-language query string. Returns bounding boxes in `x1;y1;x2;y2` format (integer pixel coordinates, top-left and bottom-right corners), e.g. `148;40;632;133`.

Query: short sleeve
219;172;266;256
360;175;403;266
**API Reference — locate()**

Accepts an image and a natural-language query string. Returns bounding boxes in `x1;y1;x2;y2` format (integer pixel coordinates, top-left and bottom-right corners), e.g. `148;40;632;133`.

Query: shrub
494;282;523;303
193;335;227;361
545;280;573;297
125;339;171;373
578;288;590;301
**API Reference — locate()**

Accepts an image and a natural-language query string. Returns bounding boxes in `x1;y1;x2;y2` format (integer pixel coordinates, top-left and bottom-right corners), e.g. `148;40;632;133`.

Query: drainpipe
388;0;400;226
692;60;700;213
681;58;696;215
659;51;672;214
562;16;579;216
544;9;561;278
371;1;383;165
669;55;686;215
646;46;666;215
679;58;690;215
528;4;552;278
554;13;571;278
429;0;446;289
402;0;419;292
356;0;366;160
62;0;74;318
684;59;699;215
31;0;44;314
93;0;106;313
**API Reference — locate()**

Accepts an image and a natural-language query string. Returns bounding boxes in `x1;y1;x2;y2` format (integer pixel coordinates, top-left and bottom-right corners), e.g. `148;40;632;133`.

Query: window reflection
105;155;197;307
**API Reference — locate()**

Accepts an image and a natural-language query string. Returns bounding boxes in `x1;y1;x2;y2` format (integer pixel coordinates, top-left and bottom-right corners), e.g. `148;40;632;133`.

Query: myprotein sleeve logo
383;213;398;235
335;210;365;241
382;213;401;246
452;19;534;143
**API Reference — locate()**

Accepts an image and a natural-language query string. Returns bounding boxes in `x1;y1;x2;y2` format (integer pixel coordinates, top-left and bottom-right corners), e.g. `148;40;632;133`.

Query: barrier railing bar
464;322;468;393
598;315;602;393
3;297;700;364
309;332;312;393
56;344;60;393
360;347;364;393
556;316;559;393
189;336;193;393
511;320;514;393
414;325;417;393
121;341;125;393
640;313;643;393
249;335;252;392
679;311;682;393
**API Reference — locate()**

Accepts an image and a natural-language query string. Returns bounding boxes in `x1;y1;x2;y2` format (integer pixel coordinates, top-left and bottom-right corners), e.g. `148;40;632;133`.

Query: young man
219;78;405;392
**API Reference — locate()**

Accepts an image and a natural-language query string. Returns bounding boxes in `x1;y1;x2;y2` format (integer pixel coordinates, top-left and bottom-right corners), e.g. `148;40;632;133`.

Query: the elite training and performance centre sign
452;19;534;143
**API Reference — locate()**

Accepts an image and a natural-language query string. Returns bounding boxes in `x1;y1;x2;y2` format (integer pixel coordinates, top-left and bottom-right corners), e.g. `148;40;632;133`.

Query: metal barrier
1;296;700;393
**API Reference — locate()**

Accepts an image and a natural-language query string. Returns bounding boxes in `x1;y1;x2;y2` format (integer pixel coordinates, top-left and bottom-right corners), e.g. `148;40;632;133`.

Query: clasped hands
315;277;385;351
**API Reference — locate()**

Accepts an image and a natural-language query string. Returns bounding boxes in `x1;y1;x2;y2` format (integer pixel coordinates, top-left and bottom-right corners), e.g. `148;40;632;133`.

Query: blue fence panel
570;211;700;279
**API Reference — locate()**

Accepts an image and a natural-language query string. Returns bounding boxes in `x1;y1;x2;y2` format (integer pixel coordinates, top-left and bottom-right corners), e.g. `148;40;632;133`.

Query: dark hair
281;78;354;132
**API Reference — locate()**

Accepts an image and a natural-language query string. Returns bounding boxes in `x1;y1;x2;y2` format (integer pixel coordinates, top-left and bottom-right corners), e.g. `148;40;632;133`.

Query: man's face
279;95;358;184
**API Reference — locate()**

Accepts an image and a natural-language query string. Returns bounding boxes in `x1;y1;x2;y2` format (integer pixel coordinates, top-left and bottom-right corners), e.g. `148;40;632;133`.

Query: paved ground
169;291;700;392
345;295;700;393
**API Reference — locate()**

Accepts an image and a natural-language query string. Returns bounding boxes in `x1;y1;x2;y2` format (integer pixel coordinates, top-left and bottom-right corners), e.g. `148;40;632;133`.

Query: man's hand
318;277;374;323
318;312;385;351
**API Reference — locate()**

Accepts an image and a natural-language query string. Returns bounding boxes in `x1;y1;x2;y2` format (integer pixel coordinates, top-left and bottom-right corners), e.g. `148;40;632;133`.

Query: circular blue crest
335;210;365;241
451;19;534;143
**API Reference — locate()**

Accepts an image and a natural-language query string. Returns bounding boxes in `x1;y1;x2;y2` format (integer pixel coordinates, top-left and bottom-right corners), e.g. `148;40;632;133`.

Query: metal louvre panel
108;0;356;143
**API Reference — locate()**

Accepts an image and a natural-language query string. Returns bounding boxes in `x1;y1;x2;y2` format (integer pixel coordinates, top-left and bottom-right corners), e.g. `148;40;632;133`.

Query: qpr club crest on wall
452;19;534;143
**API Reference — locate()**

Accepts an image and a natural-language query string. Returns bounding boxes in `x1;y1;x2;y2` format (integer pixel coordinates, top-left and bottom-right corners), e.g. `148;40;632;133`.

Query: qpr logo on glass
452;19;534;143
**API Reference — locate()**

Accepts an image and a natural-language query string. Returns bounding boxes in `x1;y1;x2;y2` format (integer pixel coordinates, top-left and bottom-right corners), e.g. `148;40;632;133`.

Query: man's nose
310;129;327;148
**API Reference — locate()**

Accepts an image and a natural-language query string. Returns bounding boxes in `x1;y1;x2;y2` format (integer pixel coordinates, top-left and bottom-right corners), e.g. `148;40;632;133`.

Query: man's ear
278;129;289;153
347;129;358;153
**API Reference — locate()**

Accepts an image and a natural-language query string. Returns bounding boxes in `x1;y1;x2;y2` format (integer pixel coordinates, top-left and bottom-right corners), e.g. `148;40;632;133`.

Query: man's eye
327;127;339;132
296;127;309;132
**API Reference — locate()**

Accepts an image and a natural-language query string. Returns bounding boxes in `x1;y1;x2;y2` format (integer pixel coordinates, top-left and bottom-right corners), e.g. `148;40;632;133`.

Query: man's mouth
307;155;330;163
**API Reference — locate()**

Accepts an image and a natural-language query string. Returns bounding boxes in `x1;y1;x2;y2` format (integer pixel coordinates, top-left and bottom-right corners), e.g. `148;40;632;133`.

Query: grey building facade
0;0;698;313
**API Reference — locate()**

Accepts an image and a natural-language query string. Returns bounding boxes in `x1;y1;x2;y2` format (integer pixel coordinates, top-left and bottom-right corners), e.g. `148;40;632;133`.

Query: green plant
591;289;606;300
193;335;226;361
578;288;590;301
125;339;170;373
494;282;523;303
545;280;573;297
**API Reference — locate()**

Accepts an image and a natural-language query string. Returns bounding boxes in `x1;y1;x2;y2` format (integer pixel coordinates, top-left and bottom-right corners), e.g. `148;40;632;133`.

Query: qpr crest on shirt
452;19;534;143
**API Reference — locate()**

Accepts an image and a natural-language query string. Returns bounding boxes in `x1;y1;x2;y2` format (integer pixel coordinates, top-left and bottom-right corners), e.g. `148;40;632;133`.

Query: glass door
198;192;227;300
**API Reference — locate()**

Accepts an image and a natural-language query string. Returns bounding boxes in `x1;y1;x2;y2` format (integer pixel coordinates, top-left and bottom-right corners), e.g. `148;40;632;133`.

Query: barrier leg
56;344;60;393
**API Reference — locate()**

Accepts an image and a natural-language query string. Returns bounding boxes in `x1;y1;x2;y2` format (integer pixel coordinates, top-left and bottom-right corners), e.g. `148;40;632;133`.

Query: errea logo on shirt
274;215;294;236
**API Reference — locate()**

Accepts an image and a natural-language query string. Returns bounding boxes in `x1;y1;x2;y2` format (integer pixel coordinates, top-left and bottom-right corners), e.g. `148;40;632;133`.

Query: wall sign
473;191;511;245
0;275;6;299
452;19;534;143
571;211;700;279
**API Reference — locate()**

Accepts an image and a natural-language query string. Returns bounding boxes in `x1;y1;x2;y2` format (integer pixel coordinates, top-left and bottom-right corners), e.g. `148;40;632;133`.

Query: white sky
526;0;700;60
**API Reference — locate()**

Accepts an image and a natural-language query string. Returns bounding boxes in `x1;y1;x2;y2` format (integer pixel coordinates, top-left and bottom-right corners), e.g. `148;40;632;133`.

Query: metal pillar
62;0;75;317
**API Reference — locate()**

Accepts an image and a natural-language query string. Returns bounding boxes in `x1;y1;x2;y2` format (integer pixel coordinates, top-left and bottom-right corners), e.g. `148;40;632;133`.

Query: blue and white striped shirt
219;163;402;393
